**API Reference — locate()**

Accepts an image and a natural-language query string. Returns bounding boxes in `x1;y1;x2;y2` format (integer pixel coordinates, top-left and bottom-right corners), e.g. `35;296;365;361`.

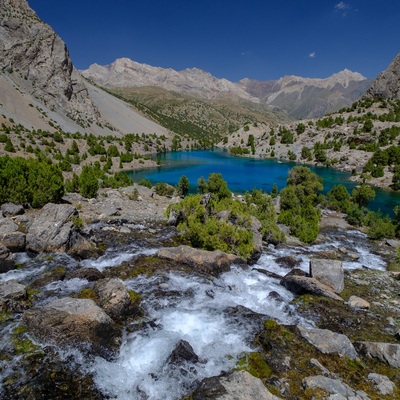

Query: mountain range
82;58;371;119
0;0;398;144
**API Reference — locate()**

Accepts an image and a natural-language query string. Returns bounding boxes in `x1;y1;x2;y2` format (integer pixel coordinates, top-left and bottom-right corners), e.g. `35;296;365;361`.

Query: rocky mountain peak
0;0;99;123
365;53;400;100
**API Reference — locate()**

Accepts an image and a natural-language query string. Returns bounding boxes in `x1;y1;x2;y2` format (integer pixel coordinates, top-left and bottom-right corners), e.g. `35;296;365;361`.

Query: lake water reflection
126;149;400;216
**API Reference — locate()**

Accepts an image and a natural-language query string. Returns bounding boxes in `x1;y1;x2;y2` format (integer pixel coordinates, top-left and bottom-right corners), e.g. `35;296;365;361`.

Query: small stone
168;340;199;365
1;203;24;217
347;295;370;309
0;279;27;312
368;373;395;395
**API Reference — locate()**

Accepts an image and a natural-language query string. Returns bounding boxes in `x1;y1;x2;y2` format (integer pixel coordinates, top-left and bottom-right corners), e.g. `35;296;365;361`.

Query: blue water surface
126;149;400;216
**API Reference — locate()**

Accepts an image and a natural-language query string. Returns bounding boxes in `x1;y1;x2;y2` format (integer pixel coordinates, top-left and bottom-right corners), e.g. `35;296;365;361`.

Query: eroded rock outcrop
365;52;400;100
0;0;100;123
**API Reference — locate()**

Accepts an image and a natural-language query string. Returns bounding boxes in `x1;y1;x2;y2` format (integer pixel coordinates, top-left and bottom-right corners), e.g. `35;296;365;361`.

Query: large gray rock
1;231;26;252
0;279;27;312
303;376;369;399
193;371;282;400
309;259;344;294
157;245;244;276
280;272;343;301
22;297;121;357
298;326;358;359
368;373;395;395
26;203;93;256
1;203;24;217
354;341;400;368
93;278;142;322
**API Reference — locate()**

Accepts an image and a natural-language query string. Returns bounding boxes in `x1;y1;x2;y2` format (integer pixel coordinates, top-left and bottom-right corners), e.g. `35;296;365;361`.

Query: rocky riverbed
1;186;400;399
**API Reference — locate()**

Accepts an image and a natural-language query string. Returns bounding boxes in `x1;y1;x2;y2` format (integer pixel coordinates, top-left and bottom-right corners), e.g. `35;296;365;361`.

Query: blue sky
28;0;399;81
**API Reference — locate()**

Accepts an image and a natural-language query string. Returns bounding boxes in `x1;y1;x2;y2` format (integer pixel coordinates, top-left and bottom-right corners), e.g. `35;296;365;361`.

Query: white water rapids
0;227;386;399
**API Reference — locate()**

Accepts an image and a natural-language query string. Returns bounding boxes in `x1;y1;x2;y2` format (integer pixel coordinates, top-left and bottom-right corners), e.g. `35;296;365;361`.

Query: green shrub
154;182;175;196
138;179;152;188
0;155;64;207
177;175;190;197
327;184;351;212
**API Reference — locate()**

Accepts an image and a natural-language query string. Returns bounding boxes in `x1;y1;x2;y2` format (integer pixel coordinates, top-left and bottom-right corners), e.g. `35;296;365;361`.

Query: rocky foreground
1;186;400;399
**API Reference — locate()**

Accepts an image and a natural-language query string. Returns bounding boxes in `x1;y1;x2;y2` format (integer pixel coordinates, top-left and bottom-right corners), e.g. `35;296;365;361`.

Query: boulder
280;273;343;301
248;216;263;264
193;371;282;400
1;203;24;217
67;267;105;282
298;326;358;359
26;203;93;256
275;256;299;269
93;278;142;322
168;340;199;365
302;376;369;399
347;295;370;310
22;297;121;358
0;280;28;312
157;245;244;276
309;259;344;294
0;243;10;260
1;231;26;253
367;373;395;395
0;218;18;235
354;341;400;368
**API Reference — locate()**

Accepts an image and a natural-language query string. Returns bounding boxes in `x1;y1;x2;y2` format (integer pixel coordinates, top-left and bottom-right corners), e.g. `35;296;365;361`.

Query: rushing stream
0;224;387;399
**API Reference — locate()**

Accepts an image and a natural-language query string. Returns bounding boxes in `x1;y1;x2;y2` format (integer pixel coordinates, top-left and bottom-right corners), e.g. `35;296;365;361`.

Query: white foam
81;248;157;271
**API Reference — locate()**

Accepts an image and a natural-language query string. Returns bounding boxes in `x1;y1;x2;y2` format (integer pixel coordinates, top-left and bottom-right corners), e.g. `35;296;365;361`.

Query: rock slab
193;371;282;400
355;341;400;368
298;326;358;359
157;245;244;276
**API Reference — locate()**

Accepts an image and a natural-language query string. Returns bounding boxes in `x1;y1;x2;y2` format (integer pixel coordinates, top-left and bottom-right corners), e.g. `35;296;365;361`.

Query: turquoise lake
126;149;400;216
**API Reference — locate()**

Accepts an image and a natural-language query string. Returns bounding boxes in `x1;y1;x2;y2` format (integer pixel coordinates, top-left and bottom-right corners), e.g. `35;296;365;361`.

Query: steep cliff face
0;0;99;123
365;53;400;100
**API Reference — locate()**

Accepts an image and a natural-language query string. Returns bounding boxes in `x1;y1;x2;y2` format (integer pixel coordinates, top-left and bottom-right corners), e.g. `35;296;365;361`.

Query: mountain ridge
82;57;371;119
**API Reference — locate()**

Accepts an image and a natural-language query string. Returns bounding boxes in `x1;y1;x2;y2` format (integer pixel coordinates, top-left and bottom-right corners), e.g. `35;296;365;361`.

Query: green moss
12;325;41;355
253;319;400;399
26;288;39;301
0;312;12;323
237;352;272;381
14;338;40;355
78;288;98;302
128;290;142;304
